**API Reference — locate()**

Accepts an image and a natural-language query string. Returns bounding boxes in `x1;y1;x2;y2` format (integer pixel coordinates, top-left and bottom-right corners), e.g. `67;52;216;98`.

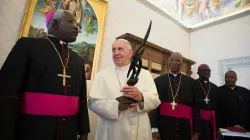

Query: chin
227;83;234;86
171;69;179;73
114;62;124;67
115;62;121;66
68;37;77;43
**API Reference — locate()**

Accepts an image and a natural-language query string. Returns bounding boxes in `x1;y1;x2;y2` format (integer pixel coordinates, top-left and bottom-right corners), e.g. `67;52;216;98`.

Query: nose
73;21;78;27
77;26;82;33
73;22;79;29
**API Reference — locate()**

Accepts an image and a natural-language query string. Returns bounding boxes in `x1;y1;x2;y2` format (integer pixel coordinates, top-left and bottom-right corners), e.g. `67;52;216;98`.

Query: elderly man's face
54;12;79;42
168;53;183;73
112;40;133;67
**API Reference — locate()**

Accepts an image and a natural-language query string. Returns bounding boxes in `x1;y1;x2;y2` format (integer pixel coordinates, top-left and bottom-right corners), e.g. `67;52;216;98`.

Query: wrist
79;135;88;139
118;103;122;111
138;92;144;102
118;103;128;111
79;134;88;136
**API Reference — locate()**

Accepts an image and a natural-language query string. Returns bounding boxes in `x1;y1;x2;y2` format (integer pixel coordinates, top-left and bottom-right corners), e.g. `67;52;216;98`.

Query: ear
129;49;133;57
167;59;170;66
197;70;200;76
180;59;183;64
52;19;60;30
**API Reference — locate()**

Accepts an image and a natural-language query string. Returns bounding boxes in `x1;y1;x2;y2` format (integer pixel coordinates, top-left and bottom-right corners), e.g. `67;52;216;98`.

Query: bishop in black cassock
217;70;250;140
192;64;222;140
150;52;195;140
0;10;90;140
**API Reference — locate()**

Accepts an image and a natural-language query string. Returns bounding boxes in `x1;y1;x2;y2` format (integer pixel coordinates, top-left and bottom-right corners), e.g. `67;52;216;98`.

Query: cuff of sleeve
137;102;144;112
117;102;124;121
77;131;89;135
152;128;158;133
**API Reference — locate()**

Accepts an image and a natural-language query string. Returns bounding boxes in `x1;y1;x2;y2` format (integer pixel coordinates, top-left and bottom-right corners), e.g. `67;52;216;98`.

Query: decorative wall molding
218;56;250;87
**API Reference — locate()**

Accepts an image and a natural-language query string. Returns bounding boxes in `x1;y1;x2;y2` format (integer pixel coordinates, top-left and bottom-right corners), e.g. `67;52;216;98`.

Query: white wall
190;15;250;86
100;0;189;70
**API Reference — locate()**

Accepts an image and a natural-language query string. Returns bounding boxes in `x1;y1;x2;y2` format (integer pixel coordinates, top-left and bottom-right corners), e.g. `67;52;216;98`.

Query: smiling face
112;40;133;67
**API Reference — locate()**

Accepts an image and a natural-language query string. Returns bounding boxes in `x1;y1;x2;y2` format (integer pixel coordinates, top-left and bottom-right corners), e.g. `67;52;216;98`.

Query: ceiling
138;0;250;32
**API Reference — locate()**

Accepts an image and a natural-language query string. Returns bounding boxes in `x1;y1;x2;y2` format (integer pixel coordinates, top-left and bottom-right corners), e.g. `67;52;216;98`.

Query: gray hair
47;9;72;33
116;39;132;49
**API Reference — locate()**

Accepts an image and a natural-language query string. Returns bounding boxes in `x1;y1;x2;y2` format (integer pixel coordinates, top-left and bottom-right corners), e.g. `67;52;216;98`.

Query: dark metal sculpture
116;21;152;104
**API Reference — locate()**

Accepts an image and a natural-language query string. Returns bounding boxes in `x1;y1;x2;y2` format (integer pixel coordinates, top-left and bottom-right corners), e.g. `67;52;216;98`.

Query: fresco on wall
145;0;250;26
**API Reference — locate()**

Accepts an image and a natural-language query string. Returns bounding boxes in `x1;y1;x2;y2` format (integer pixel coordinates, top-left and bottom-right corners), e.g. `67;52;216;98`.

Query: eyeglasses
201;69;211;72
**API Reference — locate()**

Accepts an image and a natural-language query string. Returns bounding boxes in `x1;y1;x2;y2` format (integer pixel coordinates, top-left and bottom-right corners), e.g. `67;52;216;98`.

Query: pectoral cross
170;101;177;110
57;68;71;86
204;96;210;104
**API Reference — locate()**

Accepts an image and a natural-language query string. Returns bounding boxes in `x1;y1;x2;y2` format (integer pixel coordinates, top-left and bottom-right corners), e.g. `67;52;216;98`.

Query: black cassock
0;37;90;140
192;79;218;140
216;85;250;136
150;73;195;140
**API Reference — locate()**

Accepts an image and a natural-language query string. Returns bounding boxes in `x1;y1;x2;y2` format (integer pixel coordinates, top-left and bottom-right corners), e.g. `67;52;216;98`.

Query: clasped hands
118;86;143;111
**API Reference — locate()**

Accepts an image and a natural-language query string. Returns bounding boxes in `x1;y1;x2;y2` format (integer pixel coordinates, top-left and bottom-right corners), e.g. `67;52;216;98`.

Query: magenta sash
160;102;193;136
21;92;79;116
200;109;216;140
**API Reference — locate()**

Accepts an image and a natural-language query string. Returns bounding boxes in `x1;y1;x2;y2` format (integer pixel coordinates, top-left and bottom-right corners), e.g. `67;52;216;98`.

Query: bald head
225;70;237;77
170;52;183;61
112;39;133;67
171;52;182;57
168;52;183;74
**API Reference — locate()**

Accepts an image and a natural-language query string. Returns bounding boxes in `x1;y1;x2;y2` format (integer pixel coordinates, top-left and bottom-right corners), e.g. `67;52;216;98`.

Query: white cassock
89;64;161;140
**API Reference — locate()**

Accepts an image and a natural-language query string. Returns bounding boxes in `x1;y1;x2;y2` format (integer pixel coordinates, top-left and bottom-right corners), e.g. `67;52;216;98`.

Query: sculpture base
116;96;137;104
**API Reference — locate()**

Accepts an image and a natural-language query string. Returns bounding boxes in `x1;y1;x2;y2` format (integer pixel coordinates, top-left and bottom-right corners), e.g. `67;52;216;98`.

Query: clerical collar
115;64;130;87
169;70;180;77
225;84;236;90
199;78;209;83
47;34;67;46
115;64;130;71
